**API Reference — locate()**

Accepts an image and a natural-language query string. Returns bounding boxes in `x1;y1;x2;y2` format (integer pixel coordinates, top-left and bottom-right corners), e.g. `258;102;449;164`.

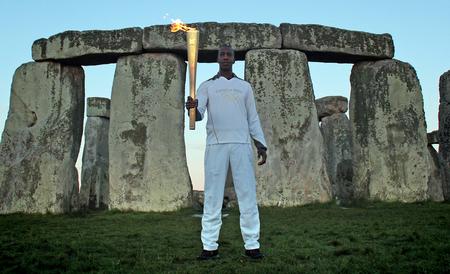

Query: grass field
1;202;449;273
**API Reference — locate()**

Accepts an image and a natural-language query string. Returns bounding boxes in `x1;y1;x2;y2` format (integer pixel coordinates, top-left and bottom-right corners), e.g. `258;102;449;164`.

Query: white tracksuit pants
201;143;260;251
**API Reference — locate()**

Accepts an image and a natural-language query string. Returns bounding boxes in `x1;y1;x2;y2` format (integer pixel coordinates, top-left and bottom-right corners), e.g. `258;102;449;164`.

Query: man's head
217;45;235;72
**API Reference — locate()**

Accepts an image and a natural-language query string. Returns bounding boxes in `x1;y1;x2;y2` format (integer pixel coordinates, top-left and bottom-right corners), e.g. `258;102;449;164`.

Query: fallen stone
280;23;394;63
109;53;192;211
315;96;348;121
350;59;429;202
32;28;143;65
0;61;84;214
245;49;332;206
143;22;281;62
320;113;354;203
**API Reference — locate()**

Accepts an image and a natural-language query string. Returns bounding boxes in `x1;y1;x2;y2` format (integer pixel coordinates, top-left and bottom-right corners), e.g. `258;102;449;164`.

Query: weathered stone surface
0;62;84;214
442;160;450;201
439;71;450;164
143;22;281;62
32;28;143;65
438;72;450;201
280;23;394;63
79;108;110;210
109;53;192;211
426;146;445;201
86;97;110;118
438;104;450;193
315;96;348;121
427;130;439;145
320;113;354;203
350;59;429;202
439;70;450;103
192;190;204;211
245;49;332;206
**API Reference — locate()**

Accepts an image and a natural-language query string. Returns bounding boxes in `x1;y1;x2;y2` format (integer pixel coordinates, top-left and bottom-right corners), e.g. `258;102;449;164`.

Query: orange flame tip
170;19;197;32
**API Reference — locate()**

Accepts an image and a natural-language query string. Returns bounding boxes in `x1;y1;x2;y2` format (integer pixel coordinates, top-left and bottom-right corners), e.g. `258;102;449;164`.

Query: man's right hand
185;96;198;110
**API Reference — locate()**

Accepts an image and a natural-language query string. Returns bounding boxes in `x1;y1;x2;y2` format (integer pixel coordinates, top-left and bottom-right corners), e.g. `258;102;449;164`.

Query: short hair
219;44;232;49
217;44;234;56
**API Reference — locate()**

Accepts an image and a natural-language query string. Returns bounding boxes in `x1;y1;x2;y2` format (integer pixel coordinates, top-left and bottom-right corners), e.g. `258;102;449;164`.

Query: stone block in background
80;98;110;210
320;113;354;203
315;96;348;121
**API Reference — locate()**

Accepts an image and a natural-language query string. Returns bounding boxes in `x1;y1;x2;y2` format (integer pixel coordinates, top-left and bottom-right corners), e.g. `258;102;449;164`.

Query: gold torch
171;20;199;130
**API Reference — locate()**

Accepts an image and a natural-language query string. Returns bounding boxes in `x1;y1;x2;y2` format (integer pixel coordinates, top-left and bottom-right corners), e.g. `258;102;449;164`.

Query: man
185;45;267;260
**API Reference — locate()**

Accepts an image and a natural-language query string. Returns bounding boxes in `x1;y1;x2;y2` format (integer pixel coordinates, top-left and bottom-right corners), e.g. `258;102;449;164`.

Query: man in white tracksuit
186;45;267;260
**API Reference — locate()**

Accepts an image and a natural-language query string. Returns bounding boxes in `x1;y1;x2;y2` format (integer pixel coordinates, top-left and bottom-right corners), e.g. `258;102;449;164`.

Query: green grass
1;202;449;273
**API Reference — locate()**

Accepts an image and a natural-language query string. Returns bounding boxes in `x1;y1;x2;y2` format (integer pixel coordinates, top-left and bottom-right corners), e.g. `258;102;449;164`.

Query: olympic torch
171;20;199;130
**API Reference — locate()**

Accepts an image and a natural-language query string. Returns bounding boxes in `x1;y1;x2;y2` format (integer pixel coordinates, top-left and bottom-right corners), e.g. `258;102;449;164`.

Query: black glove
185;96;198;110
185;96;202;121
253;140;267;166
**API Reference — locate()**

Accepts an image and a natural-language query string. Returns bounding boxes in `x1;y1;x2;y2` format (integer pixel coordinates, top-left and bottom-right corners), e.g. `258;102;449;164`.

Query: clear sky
1;0;449;190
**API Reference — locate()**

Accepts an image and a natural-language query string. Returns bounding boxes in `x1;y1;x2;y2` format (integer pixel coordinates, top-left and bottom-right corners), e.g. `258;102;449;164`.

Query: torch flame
170;19;197;32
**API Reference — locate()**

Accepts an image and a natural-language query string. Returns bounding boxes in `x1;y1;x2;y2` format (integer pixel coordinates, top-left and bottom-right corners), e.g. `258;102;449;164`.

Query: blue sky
1;0;449;190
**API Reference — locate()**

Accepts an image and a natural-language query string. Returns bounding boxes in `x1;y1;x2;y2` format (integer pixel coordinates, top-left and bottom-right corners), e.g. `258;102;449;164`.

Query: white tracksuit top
196;75;267;148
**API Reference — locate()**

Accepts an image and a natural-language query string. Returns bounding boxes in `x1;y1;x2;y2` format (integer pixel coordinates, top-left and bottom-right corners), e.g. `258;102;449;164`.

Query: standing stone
109;53;192;211
350;59;429;202
426;145;445;201
0;62;84;214
439;70;450;200
245;49;331;206
80;98;110;210
320;113;354;203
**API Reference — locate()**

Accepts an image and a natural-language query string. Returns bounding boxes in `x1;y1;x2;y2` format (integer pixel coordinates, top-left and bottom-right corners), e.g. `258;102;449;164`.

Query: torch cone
187;30;199;130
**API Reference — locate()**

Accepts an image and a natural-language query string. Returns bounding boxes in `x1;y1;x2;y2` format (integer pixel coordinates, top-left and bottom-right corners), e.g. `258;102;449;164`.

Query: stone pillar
109;53;192;211
80;97;110;210
439;70;450;200
0;62;84;214
426;146;445;201
350;59;429;202
320;112;353;204
245;49;331;207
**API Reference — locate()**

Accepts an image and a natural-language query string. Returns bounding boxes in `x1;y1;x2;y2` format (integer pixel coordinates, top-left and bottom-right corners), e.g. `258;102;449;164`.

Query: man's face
217;47;235;71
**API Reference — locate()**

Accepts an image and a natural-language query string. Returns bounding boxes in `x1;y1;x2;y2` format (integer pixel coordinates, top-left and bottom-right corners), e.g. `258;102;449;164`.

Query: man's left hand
257;149;267;165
